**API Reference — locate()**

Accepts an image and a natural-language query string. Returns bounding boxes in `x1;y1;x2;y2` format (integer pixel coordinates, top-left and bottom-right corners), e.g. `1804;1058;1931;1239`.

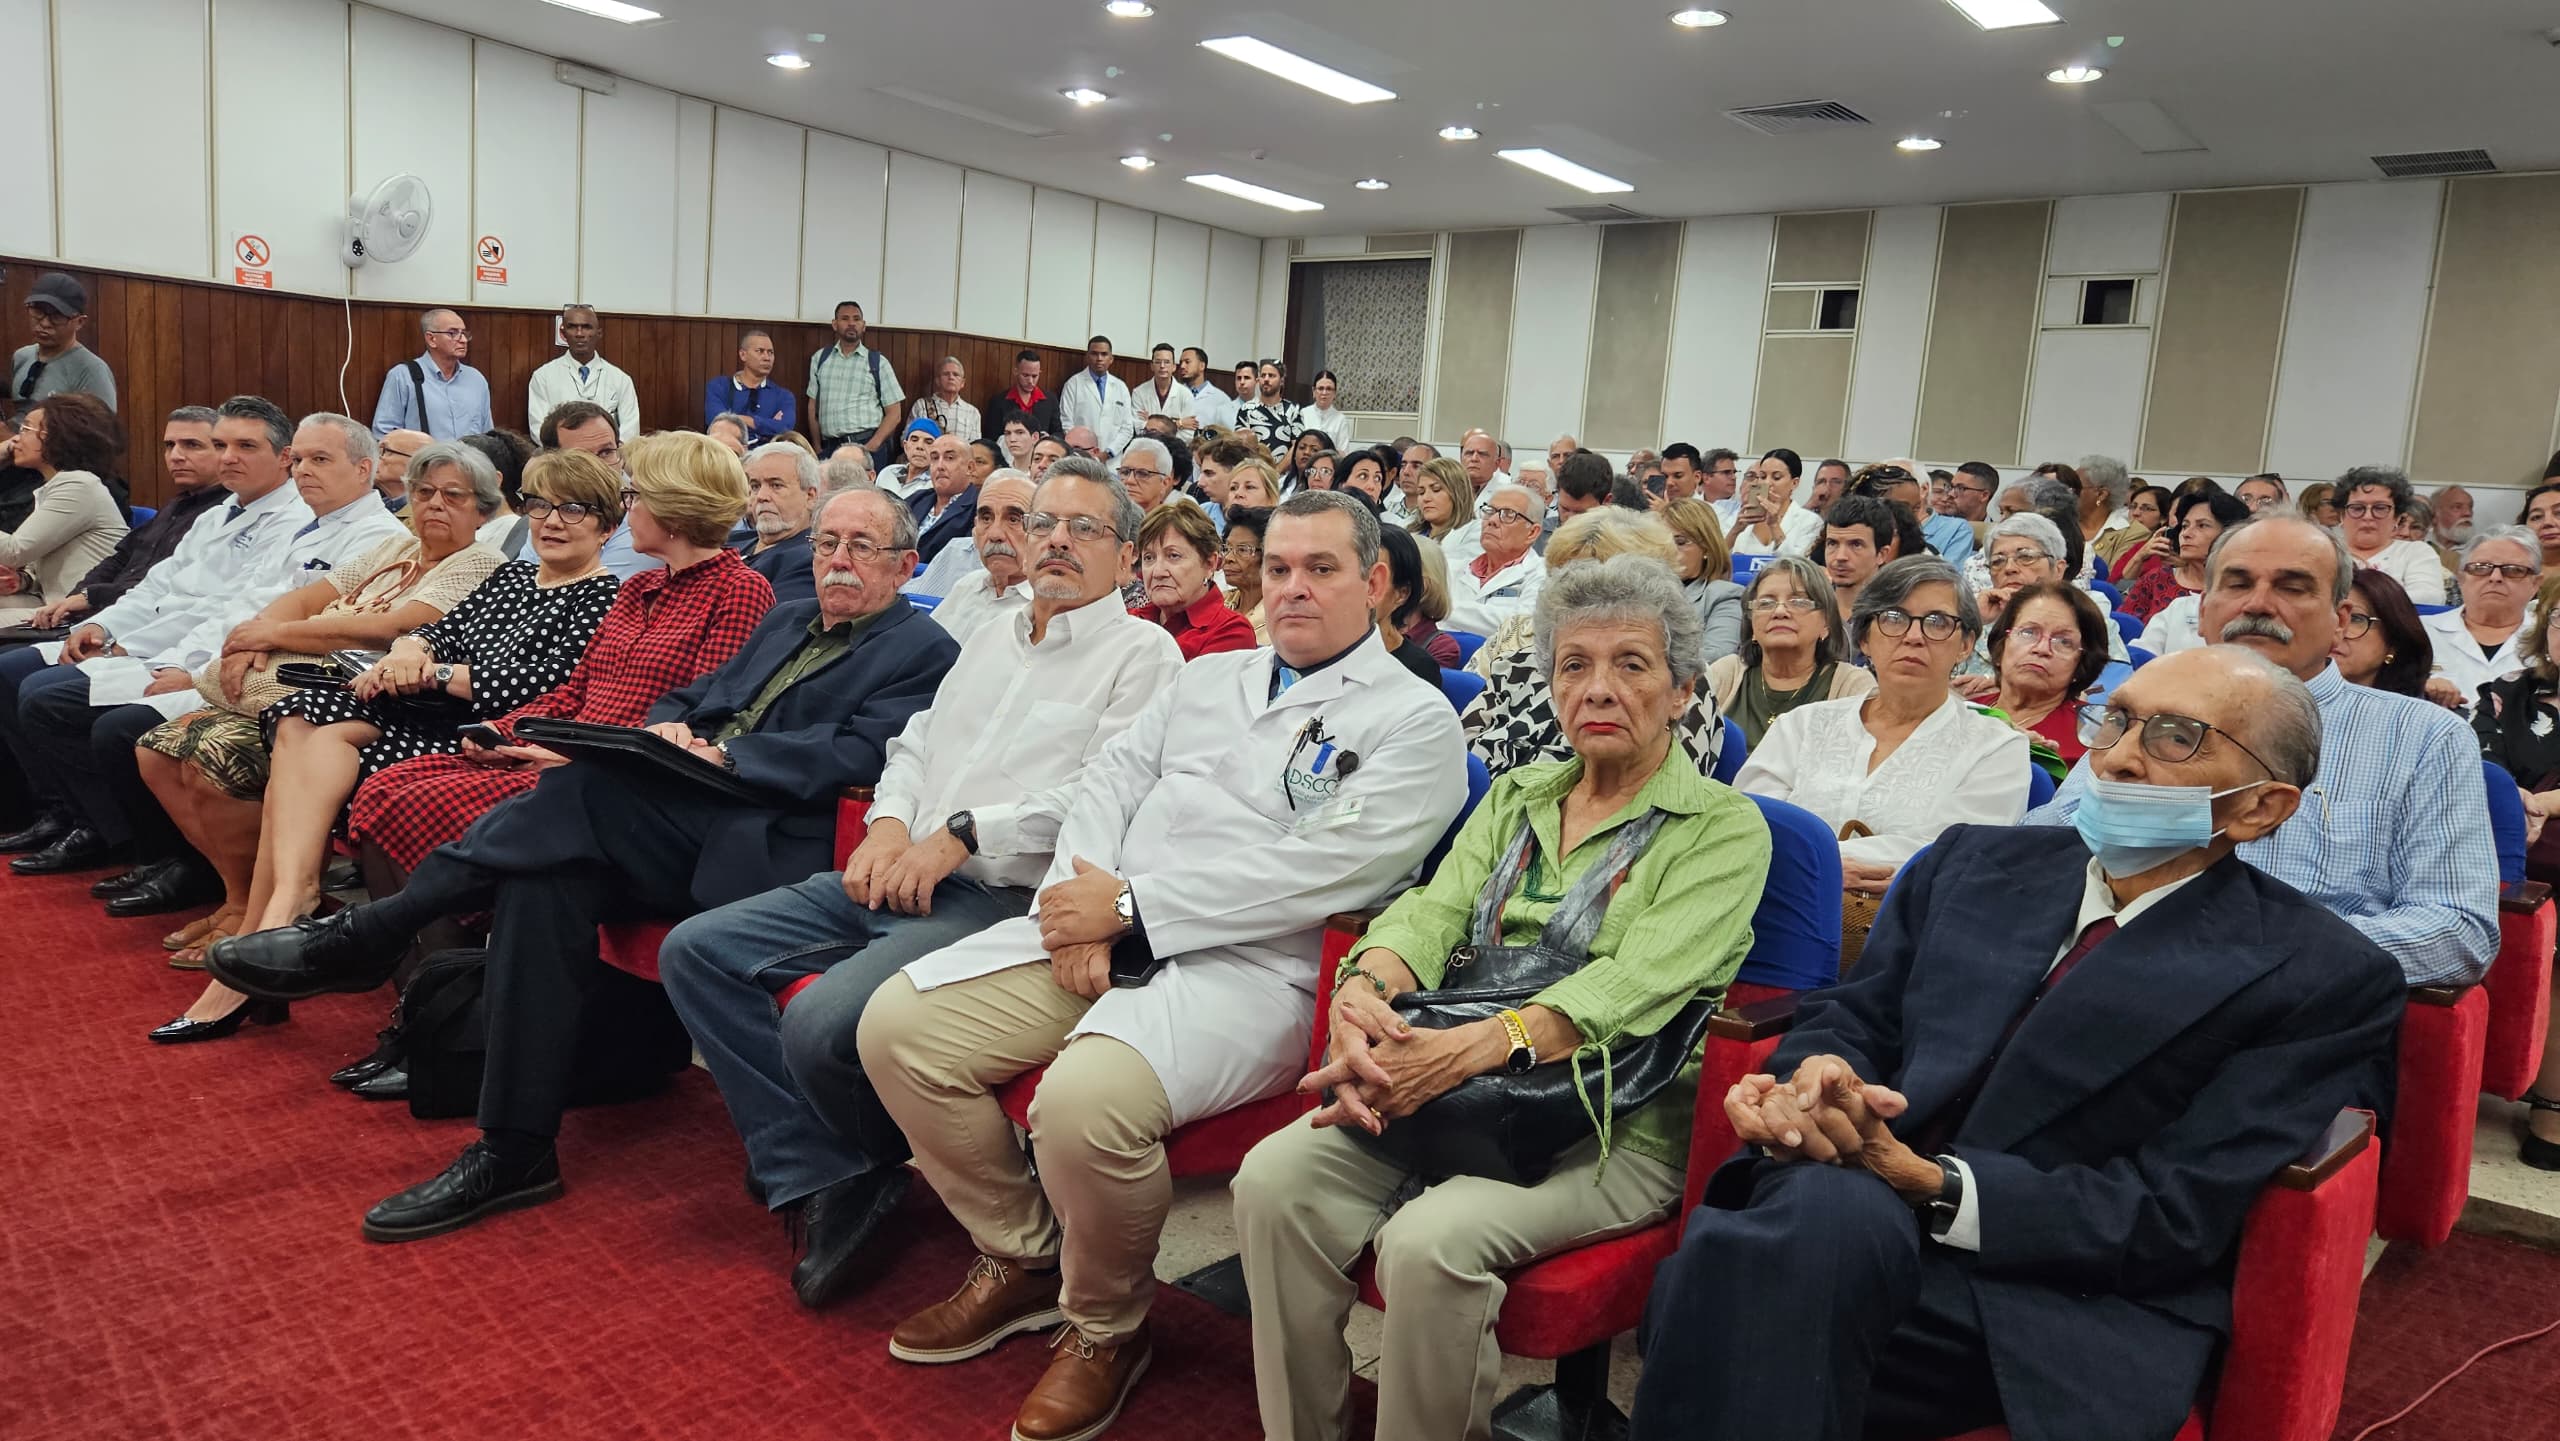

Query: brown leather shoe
887;1253;1065;1365
1011;1325;1151;1441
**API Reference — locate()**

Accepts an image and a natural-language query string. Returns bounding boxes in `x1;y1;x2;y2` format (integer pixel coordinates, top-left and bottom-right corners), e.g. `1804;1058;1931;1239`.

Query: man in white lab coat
1056;335;1136;458
858;489;1468;1441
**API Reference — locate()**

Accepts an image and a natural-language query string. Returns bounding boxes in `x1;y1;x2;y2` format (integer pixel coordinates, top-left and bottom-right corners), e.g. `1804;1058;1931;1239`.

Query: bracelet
1336;962;1390;997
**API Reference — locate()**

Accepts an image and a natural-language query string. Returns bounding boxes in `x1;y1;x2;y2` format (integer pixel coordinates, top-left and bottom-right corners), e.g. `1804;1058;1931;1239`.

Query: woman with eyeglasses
1132;501;1255;661
2411;527;2539;710
1736;556;2030;911
1221;505;1273;643
1983;580;2112;766
2469;575;2560;1168
1705;556;1873;748
2122;489;2250;622
1302;450;1338;493
2335;466;2446;605
2328;569;2432;698
2297;481;2341;529
1299;370;1352;451
2126;484;2173;536
1281;431;1332;496
0;392;129;612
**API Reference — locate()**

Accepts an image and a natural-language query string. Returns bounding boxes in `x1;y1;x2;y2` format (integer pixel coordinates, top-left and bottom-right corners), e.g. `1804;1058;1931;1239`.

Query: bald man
371;308;491;440
374;428;434;510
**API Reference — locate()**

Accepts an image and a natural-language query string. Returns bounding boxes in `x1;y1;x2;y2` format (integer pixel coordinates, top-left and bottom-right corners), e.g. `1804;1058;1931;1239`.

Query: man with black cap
11;273;116;423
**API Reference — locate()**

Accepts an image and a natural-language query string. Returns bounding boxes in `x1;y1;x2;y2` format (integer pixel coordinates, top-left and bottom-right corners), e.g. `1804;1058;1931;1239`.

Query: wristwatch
714;741;738;773
945;809;979;855
433;663;455;690
1112;880;1136;931
1919;1155;1964;1238
1497;1008;1537;1075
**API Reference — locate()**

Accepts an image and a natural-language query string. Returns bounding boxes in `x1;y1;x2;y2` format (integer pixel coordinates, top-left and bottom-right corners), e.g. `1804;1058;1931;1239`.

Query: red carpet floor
2330;1231;2560;1440
0;867;1282;1441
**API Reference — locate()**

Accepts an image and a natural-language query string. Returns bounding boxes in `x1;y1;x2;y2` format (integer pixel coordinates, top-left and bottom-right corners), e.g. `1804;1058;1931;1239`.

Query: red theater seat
2375;982;2487;1247
2482;880;2554;1100
597;790;872;983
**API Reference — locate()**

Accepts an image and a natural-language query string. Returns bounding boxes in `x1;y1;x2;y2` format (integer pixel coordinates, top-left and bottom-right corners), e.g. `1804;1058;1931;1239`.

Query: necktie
1913;916;2117;1153
295;519;322;539
223;503;246;525
579;365;591;384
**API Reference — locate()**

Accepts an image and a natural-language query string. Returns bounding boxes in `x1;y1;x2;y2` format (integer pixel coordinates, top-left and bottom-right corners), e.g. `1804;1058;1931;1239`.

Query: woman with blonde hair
1225;456;1285;510
1662;498;1745;661
1408;455;1480;561
1408;533;1461;667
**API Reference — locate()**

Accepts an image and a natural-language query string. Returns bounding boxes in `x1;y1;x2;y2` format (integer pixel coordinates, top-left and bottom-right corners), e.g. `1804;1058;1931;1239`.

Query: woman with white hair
2423;525;2543;710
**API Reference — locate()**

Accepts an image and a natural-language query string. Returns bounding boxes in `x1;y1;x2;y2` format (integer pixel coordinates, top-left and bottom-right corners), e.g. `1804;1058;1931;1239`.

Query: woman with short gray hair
1736;555;2030;955
1704;555;1873;747
2423;524;2544;710
1233;552;1775;1441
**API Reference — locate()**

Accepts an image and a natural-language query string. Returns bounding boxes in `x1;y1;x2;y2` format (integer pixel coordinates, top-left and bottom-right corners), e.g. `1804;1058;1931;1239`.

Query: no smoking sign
476;234;508;286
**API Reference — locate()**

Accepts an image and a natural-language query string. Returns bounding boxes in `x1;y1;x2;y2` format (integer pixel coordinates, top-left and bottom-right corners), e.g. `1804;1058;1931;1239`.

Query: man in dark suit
906;431;978;565
211;488;958;1242
737;441;819;605
1630;645;2403;1441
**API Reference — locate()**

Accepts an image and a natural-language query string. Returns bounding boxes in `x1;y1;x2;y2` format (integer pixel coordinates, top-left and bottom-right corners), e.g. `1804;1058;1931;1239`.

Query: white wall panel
1025;188;1096;348
797;133;888;322
578;81;680;315
1503;225;1602;446
1255;238;1289;360
0;0;53;257
956;171;1032;340
210;0;346;297
1089;203;1156;350
2267;179;2441;479
2046;192;2172;275
58;0;209;278
1203;230;1261;372
705;108;804;320
1844;206;1942;460
470;41;578;307
672;99;715;315
879;152;964;331
351;8;470;302
1662;215;1775;451
1147;219;1209;349
1298;235;1366;257
2022;329;2151;466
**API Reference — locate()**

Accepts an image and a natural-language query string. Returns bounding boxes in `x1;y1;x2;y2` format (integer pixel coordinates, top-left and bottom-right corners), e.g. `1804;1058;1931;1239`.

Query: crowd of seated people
3;291;2541;1441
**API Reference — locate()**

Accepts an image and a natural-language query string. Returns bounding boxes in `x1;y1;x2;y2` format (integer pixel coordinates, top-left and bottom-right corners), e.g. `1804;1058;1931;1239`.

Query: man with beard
740;442;821;604
657;457;1180;1308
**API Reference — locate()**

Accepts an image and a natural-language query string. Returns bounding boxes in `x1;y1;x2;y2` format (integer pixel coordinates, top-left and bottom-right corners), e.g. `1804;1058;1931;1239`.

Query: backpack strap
405;360;428;426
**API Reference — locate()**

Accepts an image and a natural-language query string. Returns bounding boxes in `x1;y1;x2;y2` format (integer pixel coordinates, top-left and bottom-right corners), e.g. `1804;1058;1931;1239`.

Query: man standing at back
1178;348;1231;433
1058;336;1135;458
370;309;490;441
12;273;116;423
526;304;640;440
1132;343;1196;437
808;300;903;460
1237;360;1302;454
707;329;796;443
986;350;1057;443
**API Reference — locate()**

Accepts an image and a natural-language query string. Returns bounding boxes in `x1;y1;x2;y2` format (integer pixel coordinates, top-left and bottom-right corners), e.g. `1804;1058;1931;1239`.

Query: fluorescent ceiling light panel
1184;173;1325;212
1199;36;1396;104
535;0;662;20
1496;147;1634;194
1941;0;2060;29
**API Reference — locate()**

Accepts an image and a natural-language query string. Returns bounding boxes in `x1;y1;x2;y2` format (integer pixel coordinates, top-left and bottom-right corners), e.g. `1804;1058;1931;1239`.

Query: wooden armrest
1706;994;1801;1042
2500;880;2552;913
2273;1109;2373;1191
1325;907;1386;935
841;786;874;802
2407;982;2473;1007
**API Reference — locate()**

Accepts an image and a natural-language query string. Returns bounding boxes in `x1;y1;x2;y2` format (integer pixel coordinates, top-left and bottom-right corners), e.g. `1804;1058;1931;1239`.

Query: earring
2384;652;2397;662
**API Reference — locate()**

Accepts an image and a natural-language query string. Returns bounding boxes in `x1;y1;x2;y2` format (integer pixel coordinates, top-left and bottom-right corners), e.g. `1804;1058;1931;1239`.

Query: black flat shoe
362;1140;562;1243
2522;1092;2560;1172
103;861;222;918
10;827;123;875
0;810;72;854
791;1167;912;1309
147;998;290;1045
330;1026;406;1088
205;908;407;1002
348;1064;409;1101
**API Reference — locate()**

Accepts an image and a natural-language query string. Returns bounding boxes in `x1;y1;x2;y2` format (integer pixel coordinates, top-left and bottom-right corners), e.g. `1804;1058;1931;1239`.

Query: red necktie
1915;916;2118;1153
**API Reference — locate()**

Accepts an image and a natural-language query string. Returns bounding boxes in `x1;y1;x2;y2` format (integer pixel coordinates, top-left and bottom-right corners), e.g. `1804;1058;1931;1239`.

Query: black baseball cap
26;273;85;317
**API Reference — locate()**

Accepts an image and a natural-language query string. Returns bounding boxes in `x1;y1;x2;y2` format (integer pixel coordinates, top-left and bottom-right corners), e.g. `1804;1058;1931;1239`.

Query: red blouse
2120;560;2193;622
1134;589;1259;661
2025;702;2088;761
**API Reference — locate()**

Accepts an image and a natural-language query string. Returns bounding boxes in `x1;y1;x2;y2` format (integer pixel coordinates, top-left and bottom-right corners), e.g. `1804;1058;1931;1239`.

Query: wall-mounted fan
341;173;434;269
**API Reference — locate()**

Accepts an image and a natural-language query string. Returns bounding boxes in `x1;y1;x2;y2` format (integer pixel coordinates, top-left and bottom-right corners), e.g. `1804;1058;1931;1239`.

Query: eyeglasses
1225;544;1262;561
813;535;903;561
1026;512;1117;542
1484;506;1535;527
1747;595;1819;615
2078;703;2277;776
2463;560;2538;581
1871;609;1965;641
1986;547;2051;572
2341;503;2396;519
380;445;416;462
1952;480;1994;497
2339;610;2377;639
1115;466;1164;483
406;482;477;506
429;328;471;340
2006;623;2081;655
618;486;640;508
521;497;606;522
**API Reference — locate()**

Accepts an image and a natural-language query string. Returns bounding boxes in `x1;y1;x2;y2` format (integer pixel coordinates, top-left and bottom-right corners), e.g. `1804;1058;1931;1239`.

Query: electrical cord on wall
2345;1311;2560;1438
337;292;354;417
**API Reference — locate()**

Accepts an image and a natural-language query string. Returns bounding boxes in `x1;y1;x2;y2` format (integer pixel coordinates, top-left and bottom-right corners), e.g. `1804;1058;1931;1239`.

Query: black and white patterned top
1457;642;1728;780
1236;400;1302;454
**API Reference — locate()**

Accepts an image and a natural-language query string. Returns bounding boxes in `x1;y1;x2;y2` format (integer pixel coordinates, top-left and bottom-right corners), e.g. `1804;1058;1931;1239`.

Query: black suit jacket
645;596;956;905
1708;825;2402;1441
909;484;978;565
740;529;816;607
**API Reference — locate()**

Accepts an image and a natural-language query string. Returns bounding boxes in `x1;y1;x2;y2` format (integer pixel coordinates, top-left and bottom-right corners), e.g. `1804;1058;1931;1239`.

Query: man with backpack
368;309;491;441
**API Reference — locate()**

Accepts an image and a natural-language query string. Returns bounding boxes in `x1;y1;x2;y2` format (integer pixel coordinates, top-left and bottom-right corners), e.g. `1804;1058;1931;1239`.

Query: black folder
513;717;769;804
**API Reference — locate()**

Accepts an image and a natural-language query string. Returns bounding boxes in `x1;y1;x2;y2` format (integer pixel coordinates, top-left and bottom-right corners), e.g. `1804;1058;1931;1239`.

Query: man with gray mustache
2029;513;2495;987
915;469;1036;643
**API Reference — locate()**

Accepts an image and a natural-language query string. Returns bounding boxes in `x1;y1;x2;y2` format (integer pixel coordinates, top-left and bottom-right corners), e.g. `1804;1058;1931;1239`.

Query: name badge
1294;797;1363;835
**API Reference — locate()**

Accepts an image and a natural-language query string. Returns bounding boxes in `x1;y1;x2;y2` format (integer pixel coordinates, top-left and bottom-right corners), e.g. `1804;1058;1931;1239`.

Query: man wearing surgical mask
2027;513;2497;988
1640;644;2404;1441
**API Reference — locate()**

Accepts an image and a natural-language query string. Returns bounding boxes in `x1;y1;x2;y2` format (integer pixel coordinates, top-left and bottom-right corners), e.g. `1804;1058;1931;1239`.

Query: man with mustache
910;471;1035;641
738;442;821;604
209;488;960;1242
2028;514;2496;987
657;456;1182;1309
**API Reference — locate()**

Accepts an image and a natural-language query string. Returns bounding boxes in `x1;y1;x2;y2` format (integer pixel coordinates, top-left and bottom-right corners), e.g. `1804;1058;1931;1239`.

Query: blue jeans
659;869;1031;1209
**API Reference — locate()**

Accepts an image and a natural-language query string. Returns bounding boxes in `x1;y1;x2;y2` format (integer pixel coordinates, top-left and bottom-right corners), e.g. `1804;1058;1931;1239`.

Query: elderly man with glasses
1447;480;1549;634
370;308;491;441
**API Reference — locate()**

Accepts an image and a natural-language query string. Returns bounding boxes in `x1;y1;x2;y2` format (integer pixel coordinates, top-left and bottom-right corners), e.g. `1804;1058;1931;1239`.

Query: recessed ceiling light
1897;136;1942;152
1120;154;1157;170
1438;125;1481;141
1061;87;1111;105
1669;8;1729;27
1184;173;1325;212
1354;177;1391;190
1199;36;1396;104
533;0;661;21
2046;63;2104;84
1496;147;1634;194
766;52;811;70
1104;0;1155;15
1941;0;2060;29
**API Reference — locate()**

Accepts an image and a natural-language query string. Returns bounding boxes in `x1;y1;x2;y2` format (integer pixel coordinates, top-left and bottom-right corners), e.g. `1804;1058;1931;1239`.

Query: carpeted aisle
0;868;1273;1441
2329;1231;2560;1439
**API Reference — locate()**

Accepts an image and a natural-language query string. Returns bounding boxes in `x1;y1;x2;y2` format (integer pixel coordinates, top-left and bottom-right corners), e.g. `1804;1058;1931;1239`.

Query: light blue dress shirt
1924;512;1977;566
370;352;494;440
599;520;665;580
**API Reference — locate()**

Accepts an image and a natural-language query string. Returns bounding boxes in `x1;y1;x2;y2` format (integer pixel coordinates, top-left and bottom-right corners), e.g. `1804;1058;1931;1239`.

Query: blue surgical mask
2073;774;2265;878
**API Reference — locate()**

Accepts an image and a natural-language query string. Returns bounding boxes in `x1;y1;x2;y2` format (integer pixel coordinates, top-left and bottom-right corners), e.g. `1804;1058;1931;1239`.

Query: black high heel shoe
147;998;290;1045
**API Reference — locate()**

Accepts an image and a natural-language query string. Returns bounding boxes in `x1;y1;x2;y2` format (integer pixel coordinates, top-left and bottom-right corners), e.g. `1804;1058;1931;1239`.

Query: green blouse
1354;750;1771;1171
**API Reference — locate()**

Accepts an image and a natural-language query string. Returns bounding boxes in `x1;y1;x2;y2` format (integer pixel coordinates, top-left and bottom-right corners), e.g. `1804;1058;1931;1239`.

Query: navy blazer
1709;825;2402;1441
740;529;816;606
910;484;978;565
645;596;957;906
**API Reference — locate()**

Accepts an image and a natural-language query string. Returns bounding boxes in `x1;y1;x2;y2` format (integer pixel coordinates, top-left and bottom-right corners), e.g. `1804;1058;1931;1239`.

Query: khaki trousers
856;965;1173;1342
1232;1116;1680;1441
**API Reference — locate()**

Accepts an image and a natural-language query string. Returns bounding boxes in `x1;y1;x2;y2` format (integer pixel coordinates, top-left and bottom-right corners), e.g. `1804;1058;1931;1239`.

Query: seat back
2026;763;2056;809
1731;553;1775;585
2484;759;2527;885
1733;795;1843;992
2208;1111;2380;1441
2414;602;2458;616
906;592;941;612
2083;658;2134;707
2377;985;2486;1246
1439;666;1487;713
130;505;158;526
1418;752;1492;881
2110;609;2143;645
1447;629;1487;666
2126;644;2156;669
2090;576;2121;607
1711;717;1747;785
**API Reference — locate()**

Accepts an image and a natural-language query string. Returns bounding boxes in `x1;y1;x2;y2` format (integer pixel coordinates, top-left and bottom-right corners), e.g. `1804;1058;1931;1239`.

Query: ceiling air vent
1549;204;1648;224
1725;100;1871;136
2371;148;2495;179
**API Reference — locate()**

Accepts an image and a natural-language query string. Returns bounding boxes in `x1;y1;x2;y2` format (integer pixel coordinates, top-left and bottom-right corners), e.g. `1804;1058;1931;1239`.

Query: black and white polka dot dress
265;560;620;779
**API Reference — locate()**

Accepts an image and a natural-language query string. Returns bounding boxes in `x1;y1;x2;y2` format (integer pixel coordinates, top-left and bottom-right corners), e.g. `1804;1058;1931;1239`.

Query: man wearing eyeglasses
2028;514;2496;988
369;308;491;441
11;273;116;428
1447;480;1549;634
372;428;432;512
1642;643;2402;1441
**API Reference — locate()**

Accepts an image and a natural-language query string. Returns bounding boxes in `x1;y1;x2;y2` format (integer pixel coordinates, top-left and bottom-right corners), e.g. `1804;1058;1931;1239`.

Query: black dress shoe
91;864;152;899
362;1140;562;1243
10;827;123;875
103;861;221;918
791;1167;911;1309
330;1026;406;1088
205;908;406;1002
0;810;71;854
147;998;290;1045
348;1064;409;1101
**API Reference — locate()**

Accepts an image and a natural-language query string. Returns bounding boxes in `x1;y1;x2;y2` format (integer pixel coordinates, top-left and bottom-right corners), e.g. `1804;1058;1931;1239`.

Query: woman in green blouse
1232;553;1773;1441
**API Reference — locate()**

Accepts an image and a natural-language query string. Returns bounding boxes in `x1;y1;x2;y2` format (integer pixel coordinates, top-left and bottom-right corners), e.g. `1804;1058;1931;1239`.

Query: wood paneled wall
0;257;1173;507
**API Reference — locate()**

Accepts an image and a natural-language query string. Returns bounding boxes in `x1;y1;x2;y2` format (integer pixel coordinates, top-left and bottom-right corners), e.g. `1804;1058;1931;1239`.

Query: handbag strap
1468;805;1672;957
